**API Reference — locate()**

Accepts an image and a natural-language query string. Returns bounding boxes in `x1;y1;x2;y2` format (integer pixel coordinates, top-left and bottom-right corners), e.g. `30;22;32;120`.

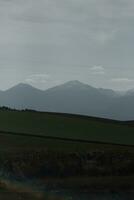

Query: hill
0;109;134;146
0;109;134;197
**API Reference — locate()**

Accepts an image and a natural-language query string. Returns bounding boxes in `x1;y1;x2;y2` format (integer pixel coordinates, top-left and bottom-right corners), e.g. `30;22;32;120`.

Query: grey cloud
111;78;134;83
89;66;105;75
25;73;51;84
0;0;133;90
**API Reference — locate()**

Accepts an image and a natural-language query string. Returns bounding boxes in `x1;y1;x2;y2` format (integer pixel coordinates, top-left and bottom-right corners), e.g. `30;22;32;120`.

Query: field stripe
0;130;134;148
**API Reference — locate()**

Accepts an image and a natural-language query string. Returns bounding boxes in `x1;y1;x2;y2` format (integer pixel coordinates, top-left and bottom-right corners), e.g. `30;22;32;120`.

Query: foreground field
0;109;134;199
0;131;134;189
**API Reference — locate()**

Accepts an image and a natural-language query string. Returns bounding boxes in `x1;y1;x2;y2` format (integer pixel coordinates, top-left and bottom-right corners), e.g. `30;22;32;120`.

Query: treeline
0;106;35;112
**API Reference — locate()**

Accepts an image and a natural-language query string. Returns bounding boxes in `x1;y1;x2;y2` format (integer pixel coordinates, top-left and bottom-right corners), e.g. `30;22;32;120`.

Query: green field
0;109;134;199
0;109;134;146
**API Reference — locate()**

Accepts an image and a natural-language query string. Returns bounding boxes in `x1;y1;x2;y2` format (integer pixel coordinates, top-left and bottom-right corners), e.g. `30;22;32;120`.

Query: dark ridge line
24;110;122;124
0;130;134;148
1;107;134;125
1;107;134;126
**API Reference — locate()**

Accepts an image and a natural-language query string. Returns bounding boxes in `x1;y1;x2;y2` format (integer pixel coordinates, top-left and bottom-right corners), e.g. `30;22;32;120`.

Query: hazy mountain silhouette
0;80;133;120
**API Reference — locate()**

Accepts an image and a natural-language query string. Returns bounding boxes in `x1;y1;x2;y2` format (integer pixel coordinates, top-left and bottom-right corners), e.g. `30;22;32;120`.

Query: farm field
0;109;134;199
0;109;134;146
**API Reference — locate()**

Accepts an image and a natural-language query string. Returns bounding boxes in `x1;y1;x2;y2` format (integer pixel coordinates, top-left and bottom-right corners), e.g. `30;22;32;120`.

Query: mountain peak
61;80;95;91
6;83;34;90
66;80;84;85
5;83;42;93
15;83;32;88
63;80;92;87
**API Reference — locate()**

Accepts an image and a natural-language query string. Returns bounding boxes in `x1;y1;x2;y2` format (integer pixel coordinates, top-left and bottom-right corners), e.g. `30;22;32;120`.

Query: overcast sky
0;0;134;91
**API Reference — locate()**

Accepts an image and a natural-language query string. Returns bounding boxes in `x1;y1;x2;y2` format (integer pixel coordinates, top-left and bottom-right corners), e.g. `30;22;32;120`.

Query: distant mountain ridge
0;80;133;120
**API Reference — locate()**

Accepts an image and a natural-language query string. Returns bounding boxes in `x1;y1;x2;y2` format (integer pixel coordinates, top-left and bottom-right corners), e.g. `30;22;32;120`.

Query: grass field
0;109;134;146
0;109;134;199
1;132;134;154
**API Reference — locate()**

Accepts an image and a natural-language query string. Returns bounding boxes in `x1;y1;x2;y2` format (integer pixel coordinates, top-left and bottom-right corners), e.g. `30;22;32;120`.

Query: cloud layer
0;0;133;90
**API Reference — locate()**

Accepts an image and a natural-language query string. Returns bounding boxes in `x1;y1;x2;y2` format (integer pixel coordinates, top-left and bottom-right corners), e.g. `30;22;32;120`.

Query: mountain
40;80;117;116
0;83;44;110
0;80;134;120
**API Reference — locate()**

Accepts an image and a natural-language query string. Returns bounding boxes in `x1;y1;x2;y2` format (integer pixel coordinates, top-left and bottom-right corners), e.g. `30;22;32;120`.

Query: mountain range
0;80;134;120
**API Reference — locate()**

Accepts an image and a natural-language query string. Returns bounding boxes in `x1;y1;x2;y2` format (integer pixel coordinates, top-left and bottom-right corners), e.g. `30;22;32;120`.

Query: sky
0;0;134;91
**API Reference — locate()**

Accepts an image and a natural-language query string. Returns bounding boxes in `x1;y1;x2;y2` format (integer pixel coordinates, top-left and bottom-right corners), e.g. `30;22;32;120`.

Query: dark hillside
0;109;133;145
